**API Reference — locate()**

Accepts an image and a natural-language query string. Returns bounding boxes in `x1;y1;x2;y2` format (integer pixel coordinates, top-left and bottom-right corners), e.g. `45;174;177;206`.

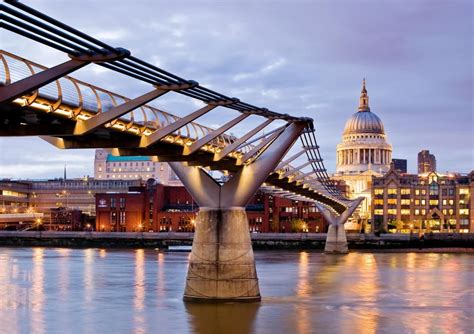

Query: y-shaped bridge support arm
315;197;364;254
168;121;307;302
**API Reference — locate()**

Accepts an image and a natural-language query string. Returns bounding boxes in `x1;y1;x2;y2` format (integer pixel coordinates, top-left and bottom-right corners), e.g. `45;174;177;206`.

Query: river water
0;248;472;334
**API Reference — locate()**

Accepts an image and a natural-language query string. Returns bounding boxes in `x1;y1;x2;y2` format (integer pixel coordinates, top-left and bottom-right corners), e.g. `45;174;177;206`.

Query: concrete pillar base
324;224;348;254
184;208;261;302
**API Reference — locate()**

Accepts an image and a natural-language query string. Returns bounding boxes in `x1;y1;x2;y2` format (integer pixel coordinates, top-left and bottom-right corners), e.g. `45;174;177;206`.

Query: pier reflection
186;302;260;334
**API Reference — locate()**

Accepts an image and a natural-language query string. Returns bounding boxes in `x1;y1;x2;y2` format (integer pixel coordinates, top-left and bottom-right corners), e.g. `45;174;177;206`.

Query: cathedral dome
343;110;385;135
335;79;392;175
342;78;385;136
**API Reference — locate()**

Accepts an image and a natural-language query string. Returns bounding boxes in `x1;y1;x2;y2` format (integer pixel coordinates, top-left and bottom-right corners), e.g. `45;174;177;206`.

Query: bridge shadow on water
185;302;260;334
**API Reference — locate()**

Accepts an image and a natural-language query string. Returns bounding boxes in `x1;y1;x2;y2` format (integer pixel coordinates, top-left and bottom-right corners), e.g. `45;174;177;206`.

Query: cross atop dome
359;78;370;112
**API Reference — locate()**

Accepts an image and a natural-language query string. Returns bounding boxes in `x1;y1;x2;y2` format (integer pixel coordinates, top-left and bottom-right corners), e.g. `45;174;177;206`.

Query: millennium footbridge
0;0;362;302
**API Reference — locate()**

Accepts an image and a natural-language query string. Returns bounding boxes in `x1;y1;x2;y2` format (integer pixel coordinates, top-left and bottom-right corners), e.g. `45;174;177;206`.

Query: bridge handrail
0;50;226;143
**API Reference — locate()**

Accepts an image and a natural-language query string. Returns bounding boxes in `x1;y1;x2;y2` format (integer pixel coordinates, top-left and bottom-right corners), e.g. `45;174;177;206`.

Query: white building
332;79;392;230
94;149;182;186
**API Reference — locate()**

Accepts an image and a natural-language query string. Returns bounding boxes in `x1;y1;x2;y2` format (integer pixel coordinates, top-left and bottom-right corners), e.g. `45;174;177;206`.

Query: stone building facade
371;165;473;233
332;79;392;230
94;149;181;186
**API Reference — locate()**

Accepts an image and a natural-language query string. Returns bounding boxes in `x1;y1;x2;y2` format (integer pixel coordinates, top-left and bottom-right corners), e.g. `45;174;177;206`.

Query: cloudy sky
1;0;472;179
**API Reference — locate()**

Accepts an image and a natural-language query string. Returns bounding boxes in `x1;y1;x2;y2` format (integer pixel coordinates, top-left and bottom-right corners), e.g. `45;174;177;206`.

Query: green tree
290;218;306;233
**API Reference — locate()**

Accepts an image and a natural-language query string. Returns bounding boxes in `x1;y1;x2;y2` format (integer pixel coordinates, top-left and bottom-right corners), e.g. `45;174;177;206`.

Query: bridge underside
0;100;347;212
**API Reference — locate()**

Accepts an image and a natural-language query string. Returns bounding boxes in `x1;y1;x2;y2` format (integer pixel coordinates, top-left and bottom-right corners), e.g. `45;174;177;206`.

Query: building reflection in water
83;248;94;304
134;249;146;334
31;248;45;333
0;250;19;329
157;252;165;299
186;302;260;334
57;248;71;302
395;253;465;333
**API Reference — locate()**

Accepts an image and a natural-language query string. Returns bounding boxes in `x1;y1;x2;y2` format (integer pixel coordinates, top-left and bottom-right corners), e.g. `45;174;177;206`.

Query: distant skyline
1;0;472;179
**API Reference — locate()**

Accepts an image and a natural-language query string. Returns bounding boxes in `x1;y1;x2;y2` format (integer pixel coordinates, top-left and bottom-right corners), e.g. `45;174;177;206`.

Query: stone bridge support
315;198;364;254
169;122;307;302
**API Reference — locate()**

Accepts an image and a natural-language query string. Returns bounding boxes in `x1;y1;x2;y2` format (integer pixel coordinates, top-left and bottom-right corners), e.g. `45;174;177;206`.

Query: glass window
429;181;439;196
374;189;384;195
401;209;410;215
401;189;411;195
388;189;397;195
415;189;420;195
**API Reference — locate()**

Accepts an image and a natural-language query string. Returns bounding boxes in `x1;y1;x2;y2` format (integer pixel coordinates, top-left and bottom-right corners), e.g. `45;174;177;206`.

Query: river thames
0;248;472;333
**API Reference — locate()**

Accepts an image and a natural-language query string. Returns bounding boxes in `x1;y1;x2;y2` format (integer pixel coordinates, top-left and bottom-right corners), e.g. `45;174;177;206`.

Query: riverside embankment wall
0;231;473;249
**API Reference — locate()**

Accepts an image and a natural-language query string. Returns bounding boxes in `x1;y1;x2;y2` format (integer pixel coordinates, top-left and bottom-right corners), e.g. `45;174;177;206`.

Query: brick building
95;180;326;233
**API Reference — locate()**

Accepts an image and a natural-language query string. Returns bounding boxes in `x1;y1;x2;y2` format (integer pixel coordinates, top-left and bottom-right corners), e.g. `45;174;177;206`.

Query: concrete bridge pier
169;122;306;302
315;198;364;254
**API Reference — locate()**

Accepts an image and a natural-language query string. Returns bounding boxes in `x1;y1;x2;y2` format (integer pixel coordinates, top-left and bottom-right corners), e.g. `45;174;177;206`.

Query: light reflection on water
0;248;472;333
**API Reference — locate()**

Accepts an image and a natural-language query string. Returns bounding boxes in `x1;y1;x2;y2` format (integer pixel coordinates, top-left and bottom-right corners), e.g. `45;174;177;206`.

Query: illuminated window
449;199;454;205
415;189;420;195
401;189;411;195
415;209;420;215
415;200;420;205
374;199;384;205
401;199;410;205
388;189;397;195
421;199;426;205
388;199;397;205
442;209;447;215
442;199;447;205
387;209;397;215
460;209;469;215
459;188;469;195
421;209;426;215
421;189;426;195
401;209;410;215
428;173;438;184
429;200;439;205
374;209;383;215
449;209;454;215
374;189;384;195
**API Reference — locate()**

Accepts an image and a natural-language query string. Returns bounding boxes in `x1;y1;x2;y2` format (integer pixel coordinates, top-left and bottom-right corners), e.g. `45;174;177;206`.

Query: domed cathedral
332;79;393;232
